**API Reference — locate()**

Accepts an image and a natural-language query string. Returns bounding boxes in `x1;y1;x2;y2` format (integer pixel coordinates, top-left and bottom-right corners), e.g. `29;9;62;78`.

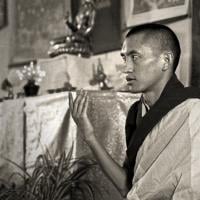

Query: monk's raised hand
69;90;95;142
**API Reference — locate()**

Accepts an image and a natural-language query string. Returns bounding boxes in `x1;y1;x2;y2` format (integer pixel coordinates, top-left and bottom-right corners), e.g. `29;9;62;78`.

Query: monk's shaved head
126;23;181;72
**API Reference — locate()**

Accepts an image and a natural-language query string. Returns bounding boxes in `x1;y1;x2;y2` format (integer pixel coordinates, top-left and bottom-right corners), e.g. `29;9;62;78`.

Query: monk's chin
128;87;142;94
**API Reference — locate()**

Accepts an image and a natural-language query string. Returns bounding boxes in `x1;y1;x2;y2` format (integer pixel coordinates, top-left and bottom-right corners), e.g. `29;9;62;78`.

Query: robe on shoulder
124;75;200;200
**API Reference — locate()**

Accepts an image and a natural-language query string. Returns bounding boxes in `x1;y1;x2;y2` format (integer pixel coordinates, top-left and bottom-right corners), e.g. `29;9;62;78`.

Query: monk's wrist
85;132;97;145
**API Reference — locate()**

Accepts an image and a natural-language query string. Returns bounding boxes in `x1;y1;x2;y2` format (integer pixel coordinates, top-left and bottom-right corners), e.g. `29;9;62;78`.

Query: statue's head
83;0;95;5
85;0;94;2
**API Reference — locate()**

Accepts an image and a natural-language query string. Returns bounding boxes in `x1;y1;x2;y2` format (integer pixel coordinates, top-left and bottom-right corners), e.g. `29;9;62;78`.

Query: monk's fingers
82;94;89;115
77;91;88;116
68;92;74;111
73;89;84;115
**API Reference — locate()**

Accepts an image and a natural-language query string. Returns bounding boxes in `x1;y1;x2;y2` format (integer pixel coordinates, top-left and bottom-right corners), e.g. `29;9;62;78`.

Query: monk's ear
160;52;173;71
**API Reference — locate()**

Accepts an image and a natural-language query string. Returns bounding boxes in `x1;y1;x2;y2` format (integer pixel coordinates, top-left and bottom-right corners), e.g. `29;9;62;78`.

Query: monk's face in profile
121;32;165;94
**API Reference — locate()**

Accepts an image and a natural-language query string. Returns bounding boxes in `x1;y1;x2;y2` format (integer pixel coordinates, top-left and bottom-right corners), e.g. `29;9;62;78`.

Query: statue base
48;35;92;58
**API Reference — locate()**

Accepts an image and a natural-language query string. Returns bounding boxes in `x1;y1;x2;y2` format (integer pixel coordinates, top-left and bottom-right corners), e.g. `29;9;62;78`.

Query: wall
0;0;72;97
0;0;15;97
168;18;192;86
191;0;200;87
0;1;193;97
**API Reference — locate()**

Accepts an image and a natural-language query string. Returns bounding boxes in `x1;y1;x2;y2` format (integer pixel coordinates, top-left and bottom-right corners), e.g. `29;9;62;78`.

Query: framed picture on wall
123;0;190;28
0;0;7;29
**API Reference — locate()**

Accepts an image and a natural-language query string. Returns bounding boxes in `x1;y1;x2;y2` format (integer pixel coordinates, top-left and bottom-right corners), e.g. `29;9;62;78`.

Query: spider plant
0;147;102;200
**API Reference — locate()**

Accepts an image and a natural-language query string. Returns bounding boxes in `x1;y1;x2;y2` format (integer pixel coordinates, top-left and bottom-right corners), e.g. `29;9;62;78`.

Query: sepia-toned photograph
0;0;200;200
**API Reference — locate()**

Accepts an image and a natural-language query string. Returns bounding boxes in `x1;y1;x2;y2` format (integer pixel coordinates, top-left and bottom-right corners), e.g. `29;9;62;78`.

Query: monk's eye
131;54;139;61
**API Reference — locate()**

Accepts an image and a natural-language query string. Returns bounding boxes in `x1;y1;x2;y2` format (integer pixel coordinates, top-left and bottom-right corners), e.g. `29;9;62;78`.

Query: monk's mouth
126;77;136;82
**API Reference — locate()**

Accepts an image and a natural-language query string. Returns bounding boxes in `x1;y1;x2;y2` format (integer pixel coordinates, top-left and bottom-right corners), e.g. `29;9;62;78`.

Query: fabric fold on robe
124;75;200;199
127;98;200;199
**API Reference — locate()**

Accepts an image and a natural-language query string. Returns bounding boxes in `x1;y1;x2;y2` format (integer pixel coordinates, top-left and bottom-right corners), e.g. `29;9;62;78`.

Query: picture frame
0;0;7;29
123;0;190;28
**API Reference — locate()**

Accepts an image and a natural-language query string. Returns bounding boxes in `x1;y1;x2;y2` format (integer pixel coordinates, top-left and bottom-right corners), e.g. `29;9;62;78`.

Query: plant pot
24;81;40;96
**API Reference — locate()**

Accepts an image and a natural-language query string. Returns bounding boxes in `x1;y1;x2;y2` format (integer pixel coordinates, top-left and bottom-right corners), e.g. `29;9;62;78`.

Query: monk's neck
142;75;172;107
142;91;161;107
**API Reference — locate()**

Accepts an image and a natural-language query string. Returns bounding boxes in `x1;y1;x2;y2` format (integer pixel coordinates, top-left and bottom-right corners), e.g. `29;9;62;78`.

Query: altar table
0;91;139;199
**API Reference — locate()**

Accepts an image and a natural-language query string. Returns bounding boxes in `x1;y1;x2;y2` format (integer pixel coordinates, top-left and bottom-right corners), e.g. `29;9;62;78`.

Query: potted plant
0;147;101;200
16;62;46;96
